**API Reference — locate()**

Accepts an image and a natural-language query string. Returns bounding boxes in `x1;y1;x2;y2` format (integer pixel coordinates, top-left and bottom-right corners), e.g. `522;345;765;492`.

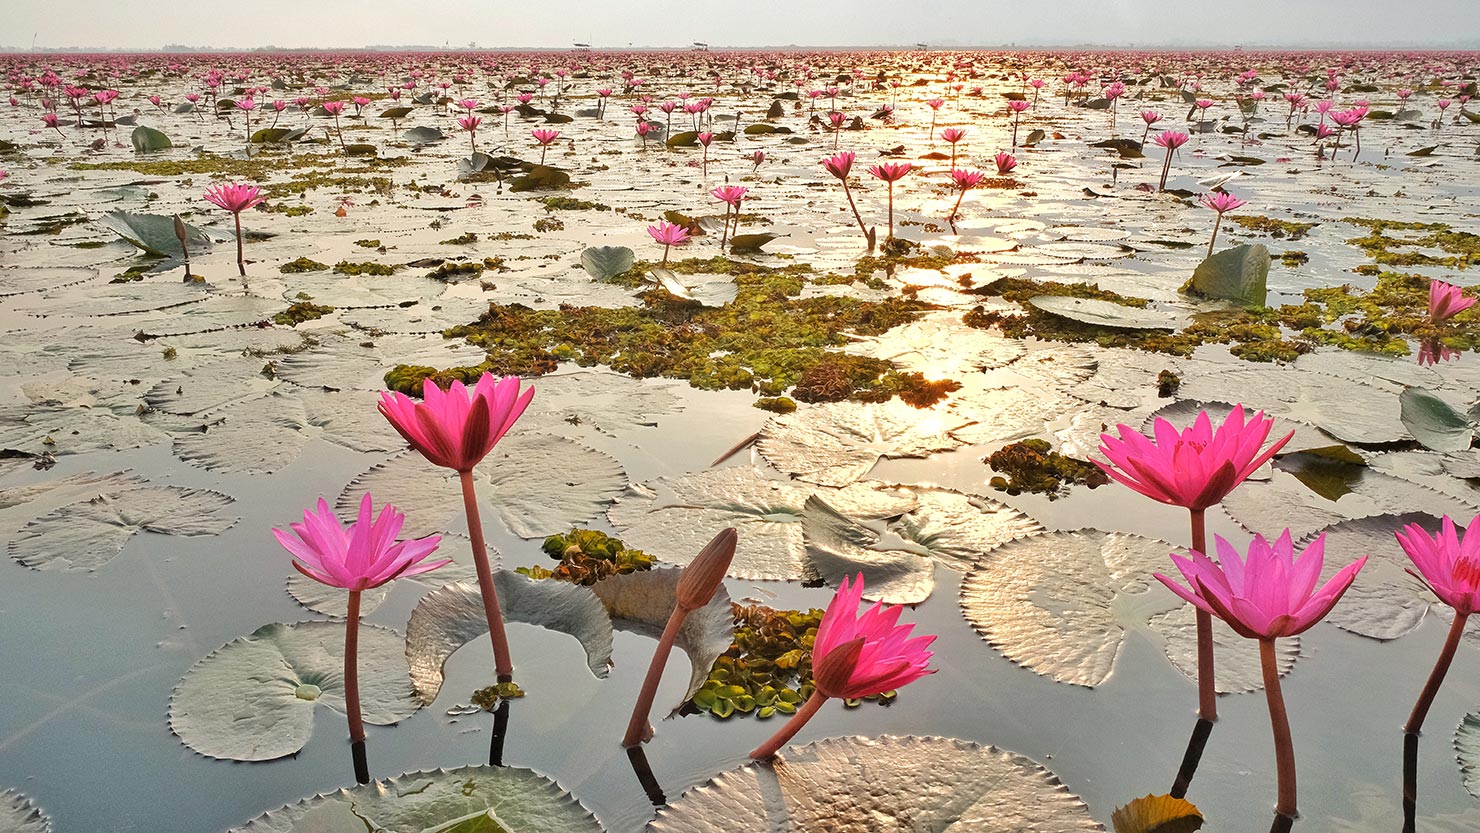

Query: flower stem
622;607;686;747
750;690;828;760
1260;638;1297;818
886;182;895;241
233;213;245;277
841;180;870;247
1207;214;1223;259
345;589;369;784
458;469;513;681
1405;612;1469;735
1189;508;1217;721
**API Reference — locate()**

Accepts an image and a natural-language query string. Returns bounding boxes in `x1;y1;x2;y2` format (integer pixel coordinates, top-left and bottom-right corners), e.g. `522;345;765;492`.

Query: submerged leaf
649;736;1100;833
170;621;420;762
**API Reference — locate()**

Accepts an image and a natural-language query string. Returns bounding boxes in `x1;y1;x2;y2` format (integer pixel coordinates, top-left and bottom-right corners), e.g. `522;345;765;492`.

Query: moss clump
470;681;526;711
1157;369;1181;397
540;196;611;211
1280;250;1309;266
791;354;961;408
755;396;797;413
1229;215;1318;240
986;439;1110;498
533;216;564;232
691;604;896;720
266;203;314;217
273;300;334;326
1343;218;1478;270
516;528;656;585
333;260;399;276
279;257;329;274
427;260;484;280
440;232;478;245
353;238;382;248
398;257;934;406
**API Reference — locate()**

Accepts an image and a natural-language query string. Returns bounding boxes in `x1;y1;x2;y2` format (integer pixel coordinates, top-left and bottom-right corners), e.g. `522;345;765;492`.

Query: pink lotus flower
273;493;446;782
274;495;447;593
1156;530;1366;640
750;574;934;759
1199;191;1246;215
940;127;966;143
322;100;345;116
1008;99;1032;113
993;152;1016;175
696;131;714;147
203;183;265;276
458;115;481;152
648;221;689;265
1096;405;1292;512
1154;129;1191;191
951;168;986;189
710;184;747;208
867;162;911;183
1156;529;1365;819
377;374;534;474
822;150;854;180
1428;279;1475;324
1398;514;1480;616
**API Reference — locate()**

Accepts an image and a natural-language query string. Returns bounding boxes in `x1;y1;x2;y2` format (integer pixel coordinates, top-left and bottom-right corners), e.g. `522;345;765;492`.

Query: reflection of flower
1417;338;1458;366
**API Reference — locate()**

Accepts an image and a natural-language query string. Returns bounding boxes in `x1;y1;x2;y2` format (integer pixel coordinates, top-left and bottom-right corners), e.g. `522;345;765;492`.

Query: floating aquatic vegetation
230;765;601;832
170;621;420;762
986;439;1110;497
650;736;1100;832
519;527;657;585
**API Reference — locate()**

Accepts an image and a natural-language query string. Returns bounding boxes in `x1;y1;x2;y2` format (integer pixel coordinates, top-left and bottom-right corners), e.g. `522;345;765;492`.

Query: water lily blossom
1156;530;1366;820
750;575;935;759
1428;279;1475;324
1397;515;1480;743
1098;405;1293;719
273;495;445;783
1198;190;1247;257
647;220;690;266
202;183;265;276
867;162;912;241
378;374;534;681
948;168;985;222
1153;129;1190;191
531;128;560;165
710;184;748;249
823;151;873;250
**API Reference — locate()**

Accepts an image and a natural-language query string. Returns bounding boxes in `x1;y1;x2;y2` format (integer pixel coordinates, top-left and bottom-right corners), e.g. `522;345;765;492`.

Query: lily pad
1184;243;1269;307
648;735;1100;833
1400;388;1477;453
403;126;446;144
579;245;636;280
1029;296;1180;330
0;791;49;833
173;388;396;474
1305;513;1455;641
405;575;615;703
758;400;974;487
338;435;627;539
962;530;1290;691
608;466;918;581
1223;466;1476;540
129;125;172;153
232;765;601;833
170;621;421;761
97;211;213;259
728;233;780;252
10;483;237;572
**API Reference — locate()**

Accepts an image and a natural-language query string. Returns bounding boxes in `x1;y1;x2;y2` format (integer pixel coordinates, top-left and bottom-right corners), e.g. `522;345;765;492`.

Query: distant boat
915;42;929;50
692;42;710;52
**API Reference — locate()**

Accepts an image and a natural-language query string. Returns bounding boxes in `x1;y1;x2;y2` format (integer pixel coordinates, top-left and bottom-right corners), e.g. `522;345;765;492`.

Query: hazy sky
5;0;1476;50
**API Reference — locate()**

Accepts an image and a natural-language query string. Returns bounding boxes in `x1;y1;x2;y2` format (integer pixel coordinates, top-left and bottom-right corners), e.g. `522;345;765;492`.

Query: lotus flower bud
675;528;737;612
812;636;866;699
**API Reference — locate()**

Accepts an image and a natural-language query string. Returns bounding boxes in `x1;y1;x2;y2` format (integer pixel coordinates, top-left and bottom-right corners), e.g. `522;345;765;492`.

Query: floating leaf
403;126;446;144
1407;145;1440;157
339;436;627;539
173;388;395;474
961;530;1283;691
10;484;236;572
231;765;601;833
649;736;1100;833
1022;128;1046;147
378;106;414;120
509;165;570;192
728;233;780;252
0;791;49;833
804;488;1042;604
592;567;734;710
516;370;682;436
1400;388;1474;453
608;466;917;581
1185;243;1269;307
97;211;212;258
405;576;615;704
1030;296;1180;330
129;125;172;153
170;621;420;762
666;130;699;148
758;401;974;487
1305;513;1454;641
578;245;635;280
1091;137;1143;158
1111;794;1203;833
1224;466;1476;540
1178;366;1408;445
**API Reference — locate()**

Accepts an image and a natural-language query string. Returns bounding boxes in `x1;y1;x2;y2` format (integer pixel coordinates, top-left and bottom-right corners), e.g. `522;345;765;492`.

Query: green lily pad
1399;388;1476;453
231;765;601;832
378;106;414;120
403;126;446;144
97;211;214;259
728;233;781;252
129;125;172;153
170;621;422;762
666;130;699;147
579;245;636;280
509;165;571;192
250;127;308;144
1184;243;1269;306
